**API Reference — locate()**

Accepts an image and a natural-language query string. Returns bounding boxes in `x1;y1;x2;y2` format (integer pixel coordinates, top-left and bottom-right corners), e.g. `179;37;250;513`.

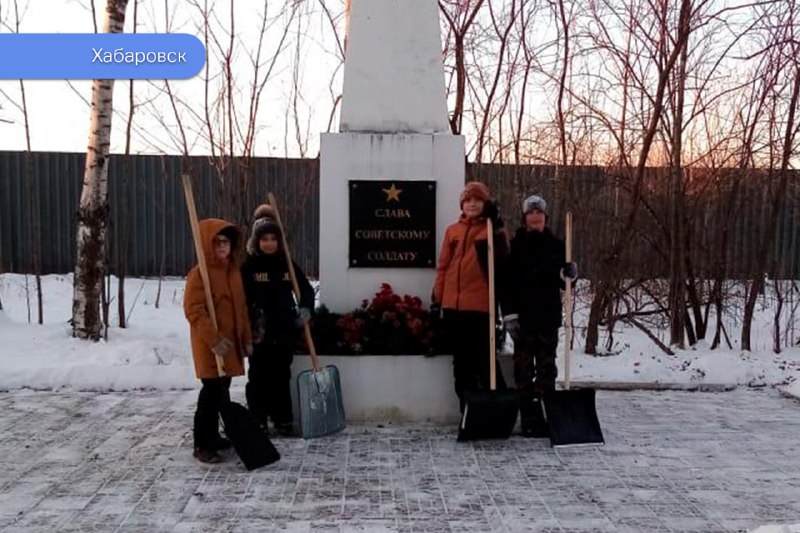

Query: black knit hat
247;204;282;255
216;225;240;248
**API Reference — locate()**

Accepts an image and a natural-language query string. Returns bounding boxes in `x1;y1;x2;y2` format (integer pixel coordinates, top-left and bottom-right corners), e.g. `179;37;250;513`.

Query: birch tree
72;0;129;340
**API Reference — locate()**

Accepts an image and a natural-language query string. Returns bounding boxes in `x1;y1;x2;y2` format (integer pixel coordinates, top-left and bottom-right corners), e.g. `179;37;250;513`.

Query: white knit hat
522;194;547;214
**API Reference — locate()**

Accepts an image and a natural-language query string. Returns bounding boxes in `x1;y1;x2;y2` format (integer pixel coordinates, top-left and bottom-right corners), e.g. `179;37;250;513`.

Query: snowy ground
1;275;800;531
0;387;799;532
0;274;798;398
0;274;196;391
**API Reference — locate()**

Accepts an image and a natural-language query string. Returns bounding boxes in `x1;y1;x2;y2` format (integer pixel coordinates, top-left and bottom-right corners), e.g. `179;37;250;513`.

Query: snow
1;274;800;531
782;379;800;400
565;336;799;390
0;274;798;400
0;274;196;391
751;525;800;533
2;386;798;531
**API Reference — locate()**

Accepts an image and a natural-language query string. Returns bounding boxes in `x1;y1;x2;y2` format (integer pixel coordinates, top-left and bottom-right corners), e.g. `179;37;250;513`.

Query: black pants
513;327;559;404
246;340;294;425
193;377;231;450
444;310;506;411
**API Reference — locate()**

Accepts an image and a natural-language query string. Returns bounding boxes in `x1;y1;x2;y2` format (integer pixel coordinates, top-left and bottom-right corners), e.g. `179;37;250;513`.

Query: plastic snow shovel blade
457;389;519;442
219;401;280;470
297;365;346;439
543;388;604;447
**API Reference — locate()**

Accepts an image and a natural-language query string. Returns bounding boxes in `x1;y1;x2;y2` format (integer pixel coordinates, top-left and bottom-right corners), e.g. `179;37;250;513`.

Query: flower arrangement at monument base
309;283;444;356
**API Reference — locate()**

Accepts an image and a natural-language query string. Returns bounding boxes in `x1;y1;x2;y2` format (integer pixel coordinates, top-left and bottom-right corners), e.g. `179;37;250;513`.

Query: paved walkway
0;387;799;532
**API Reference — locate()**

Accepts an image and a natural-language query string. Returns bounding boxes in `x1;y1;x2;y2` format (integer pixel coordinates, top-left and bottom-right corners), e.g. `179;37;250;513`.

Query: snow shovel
543;211;604;447
182;175;280;470
457;217;519;441
267;193;346;439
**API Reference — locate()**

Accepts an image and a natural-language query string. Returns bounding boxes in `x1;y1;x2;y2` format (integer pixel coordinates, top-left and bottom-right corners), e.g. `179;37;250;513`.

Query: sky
0;0;344;158
0;0;785;167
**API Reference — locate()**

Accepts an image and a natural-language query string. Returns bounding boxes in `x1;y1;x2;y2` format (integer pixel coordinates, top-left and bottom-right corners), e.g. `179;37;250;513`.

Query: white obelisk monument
319;0;465;312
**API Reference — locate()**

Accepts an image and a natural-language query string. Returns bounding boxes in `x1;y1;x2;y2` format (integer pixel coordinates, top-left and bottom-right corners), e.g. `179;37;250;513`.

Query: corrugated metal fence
1;151;798;279
0;151;319;277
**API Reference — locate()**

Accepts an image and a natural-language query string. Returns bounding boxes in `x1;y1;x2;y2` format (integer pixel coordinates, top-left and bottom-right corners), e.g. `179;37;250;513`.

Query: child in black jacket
500;194;577;438
241;204;315;436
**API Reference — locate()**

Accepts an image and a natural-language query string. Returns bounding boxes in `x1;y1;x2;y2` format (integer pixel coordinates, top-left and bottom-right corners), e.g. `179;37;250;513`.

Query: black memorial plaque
349;180;436;268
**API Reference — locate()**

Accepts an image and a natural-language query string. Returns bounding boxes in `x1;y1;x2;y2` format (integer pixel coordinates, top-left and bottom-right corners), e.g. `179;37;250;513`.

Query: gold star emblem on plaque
382;183;403;202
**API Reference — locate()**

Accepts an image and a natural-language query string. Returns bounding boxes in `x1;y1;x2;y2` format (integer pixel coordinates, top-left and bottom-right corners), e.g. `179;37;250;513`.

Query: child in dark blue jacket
241;205;315;436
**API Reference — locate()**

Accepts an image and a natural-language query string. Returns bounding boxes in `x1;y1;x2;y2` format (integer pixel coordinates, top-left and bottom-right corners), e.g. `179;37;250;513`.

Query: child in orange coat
184;218;252;464
432;181;508;413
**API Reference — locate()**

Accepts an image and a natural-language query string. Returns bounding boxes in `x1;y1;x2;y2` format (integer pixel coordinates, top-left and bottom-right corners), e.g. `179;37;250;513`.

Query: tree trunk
102;272;111;340
438;0;485;135
668;7;690;349
155;167;166;309
774;280;783;354
19;86;44;325
118;0;137;329
742;66;800;350
585;281;607;354
585;0;693;354
683;309;696;346
117;165;128;328
711;173;742;350
72;0;129;341
686;272;705;341
711;285;723;350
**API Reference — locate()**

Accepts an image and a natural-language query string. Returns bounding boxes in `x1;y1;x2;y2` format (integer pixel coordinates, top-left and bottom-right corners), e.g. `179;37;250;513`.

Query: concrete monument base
289;354;520;424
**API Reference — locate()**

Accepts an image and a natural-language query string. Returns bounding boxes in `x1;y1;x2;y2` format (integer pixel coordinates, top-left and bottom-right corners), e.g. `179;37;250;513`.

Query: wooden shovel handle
487;218;497;391
564;211;573;390
267;193;320;373
181;174;226;377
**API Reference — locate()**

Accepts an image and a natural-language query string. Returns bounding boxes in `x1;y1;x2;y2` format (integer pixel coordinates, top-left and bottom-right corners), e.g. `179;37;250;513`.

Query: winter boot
520;398;549;438
193;448;222;464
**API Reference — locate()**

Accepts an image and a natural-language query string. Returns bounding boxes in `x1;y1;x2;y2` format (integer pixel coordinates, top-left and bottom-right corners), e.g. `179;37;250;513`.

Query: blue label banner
0;34;205;79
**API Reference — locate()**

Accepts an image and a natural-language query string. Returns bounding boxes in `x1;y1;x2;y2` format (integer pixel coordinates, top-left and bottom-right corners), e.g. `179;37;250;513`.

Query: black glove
430;302;442;319
503;316;521;343
561;261;578;281
481;200;504;228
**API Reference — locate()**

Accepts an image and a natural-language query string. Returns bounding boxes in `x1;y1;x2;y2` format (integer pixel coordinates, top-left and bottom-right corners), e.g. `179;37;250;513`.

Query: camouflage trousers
513;327;559;402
